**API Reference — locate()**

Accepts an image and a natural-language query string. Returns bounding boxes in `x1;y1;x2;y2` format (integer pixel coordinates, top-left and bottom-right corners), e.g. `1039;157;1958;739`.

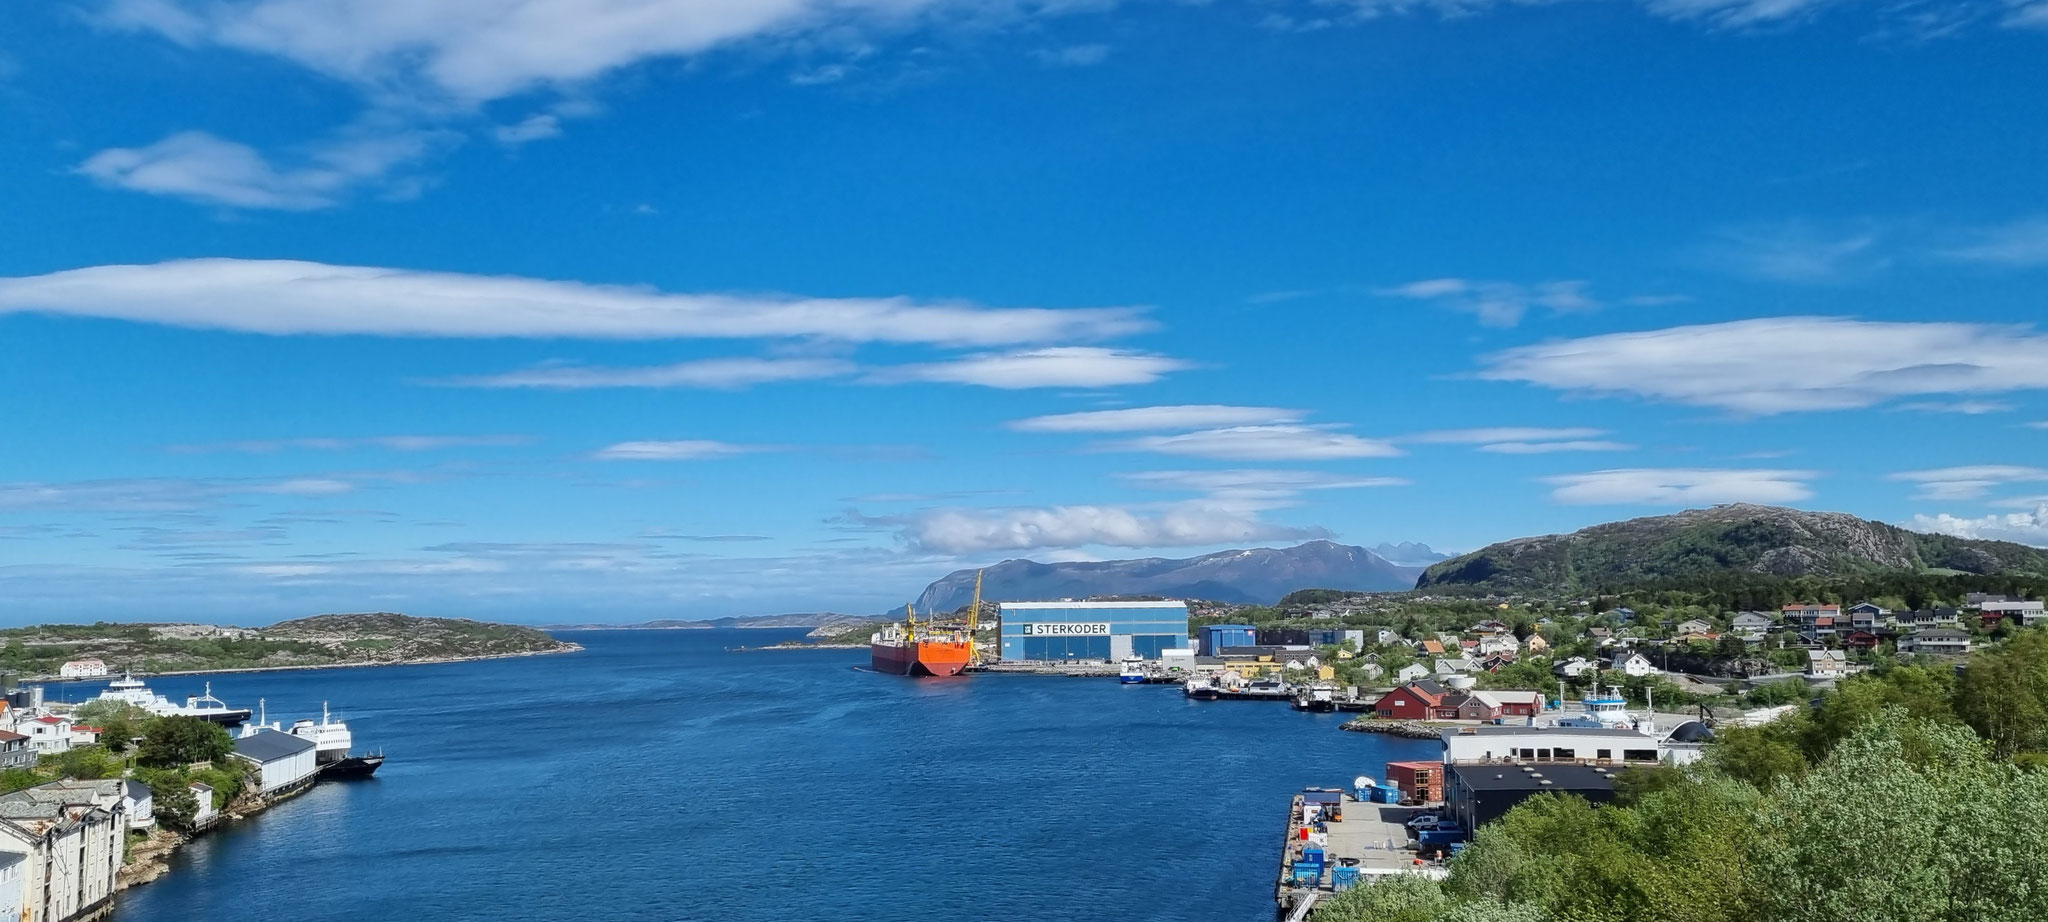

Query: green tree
39;745;122;780
150;782;200;831
1317;871;1452;922
1956;631;2048;759
136;716;233;767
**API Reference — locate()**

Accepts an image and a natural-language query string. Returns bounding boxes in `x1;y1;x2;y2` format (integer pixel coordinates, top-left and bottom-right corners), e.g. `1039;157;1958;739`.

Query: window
1553;748;1575;760
1596;749;1612;761
1624;749;1657;762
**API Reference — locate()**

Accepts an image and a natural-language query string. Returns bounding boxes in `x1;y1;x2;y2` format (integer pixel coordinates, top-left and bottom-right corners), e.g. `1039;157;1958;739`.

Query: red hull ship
869;573;982;678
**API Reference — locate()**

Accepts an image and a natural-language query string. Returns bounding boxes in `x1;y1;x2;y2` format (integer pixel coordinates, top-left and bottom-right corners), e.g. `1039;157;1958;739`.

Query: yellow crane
904;601;918;643
964;570;984;661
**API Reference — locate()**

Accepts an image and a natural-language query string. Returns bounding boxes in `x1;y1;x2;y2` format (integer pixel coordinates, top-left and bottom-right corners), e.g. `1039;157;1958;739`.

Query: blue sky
3;0;2047;623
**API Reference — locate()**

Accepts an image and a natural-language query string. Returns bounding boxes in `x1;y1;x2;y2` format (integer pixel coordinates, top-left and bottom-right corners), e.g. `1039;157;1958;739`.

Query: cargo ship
869;572;981;677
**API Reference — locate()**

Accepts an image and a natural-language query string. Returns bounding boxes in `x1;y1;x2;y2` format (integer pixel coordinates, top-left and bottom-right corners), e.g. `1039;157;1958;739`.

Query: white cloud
1641;0;1839;27
591;440;773;461
874;347;1189;389
1909;503;2048;548
1114;425;1402;461
495;114;562;145
170;434;530;453
441;357;854;389
0;259;1147;346
253;478;357;495
901;502;1330;554
1893;400;2015;415
1376;278;1598;328
76;128;449;210
2009;0;2048;29
1479;317;2048;415
1940;216;2048;266
1541;468;1817;505
2029;421;2048;430
1008;405;1304;432
1404;427;1610;444
1889;465;2048;500
1478;440;1636;454
0;476;362;513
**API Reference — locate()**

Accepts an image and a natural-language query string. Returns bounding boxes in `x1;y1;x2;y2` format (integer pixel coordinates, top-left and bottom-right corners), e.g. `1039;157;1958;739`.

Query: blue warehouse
998;601;1191;662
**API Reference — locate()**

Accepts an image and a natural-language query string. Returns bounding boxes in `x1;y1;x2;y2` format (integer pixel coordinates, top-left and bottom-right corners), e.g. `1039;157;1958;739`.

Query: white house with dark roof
1898;628;1973;656
232;729;319;797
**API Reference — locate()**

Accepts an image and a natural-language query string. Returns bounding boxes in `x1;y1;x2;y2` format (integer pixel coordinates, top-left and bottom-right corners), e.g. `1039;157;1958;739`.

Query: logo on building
1020;622;1112;637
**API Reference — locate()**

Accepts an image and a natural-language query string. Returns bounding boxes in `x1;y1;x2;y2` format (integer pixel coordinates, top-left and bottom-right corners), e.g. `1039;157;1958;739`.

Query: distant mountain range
913;539;1427;612
543;613;864;631
1368;542;1452;567
1418;503;2048;593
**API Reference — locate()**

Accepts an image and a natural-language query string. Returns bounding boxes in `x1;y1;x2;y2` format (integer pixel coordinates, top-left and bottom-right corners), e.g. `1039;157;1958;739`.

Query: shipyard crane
965;570;984;663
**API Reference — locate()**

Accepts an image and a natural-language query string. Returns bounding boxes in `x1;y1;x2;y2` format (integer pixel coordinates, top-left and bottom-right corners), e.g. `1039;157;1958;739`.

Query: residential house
1895;608;1962;628
1440;691;1505;721
1357;662;1385;681
1375;681;1447;719
1479;653;1518;673
1728;614;1777;639
1783;603;1842;636
56;659;107;679
21;716;71;753
1609;607;1638;622
1476;635;1520;657
1842;630;1881;651
1673;619;1714;636
1608;651;1659;677
1898;628;1973;656
0;732;31;770
1373;629;1404;646
1588;627;1615;646
0;852;20;922
1524;634;1551;654
1807;649;1849;679
1553;657;1598;678
1395;663;1430;684
1470;620;1511;635
1846;602;1888;630
1976;596;2046;625
0;782;126;922
1433;657;1478;676
1419;640;1447;657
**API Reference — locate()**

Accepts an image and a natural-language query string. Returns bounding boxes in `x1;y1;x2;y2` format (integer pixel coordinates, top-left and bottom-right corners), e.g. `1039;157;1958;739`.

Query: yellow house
1525;635;1550;653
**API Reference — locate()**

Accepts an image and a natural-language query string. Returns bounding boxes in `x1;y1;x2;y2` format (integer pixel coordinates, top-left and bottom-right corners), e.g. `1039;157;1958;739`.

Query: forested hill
1417;504;2048;594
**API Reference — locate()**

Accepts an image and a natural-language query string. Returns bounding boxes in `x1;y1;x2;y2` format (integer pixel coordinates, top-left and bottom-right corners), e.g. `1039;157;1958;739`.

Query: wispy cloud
0;260;1148;346
76;127;453;210
1033;44;1111;67
1008;405;1305;432
1118;469;1408;498
1541;468;1818;505
1112;425;1401;461
169;434;531;453
1479;316;2048;415
1691;221;1888;283
590;440;779;461
1479;440;1636;454
440;357;854;389
1376;278;1600;327
1889;465;2048;500
1401;426;1629;454
1892;400;2015;415
1939;216;2048;267
900;502;1330;554
0;476;361;513
871;348;1190;389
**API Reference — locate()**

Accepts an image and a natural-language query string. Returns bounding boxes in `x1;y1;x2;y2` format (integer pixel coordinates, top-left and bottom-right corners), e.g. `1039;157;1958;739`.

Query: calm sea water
103;629;1434;922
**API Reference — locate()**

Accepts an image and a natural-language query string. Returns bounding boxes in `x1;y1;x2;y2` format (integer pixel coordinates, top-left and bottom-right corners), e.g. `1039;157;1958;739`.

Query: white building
232;729;319;796
1610;652;1660;677
0;783;126;922
20;716;71;753
1438;726;1705;767
56;660;107;680
1807;649;1849;679
190;783;217;828
1552;657;1597;678
1980;598;2046;624
0;852;20;922
1395;663;1430;683
1898;628;1973;655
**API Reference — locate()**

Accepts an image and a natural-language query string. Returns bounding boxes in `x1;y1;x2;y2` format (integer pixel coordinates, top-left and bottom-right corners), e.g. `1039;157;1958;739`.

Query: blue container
1331;867;1362;891
1418;827;1466;846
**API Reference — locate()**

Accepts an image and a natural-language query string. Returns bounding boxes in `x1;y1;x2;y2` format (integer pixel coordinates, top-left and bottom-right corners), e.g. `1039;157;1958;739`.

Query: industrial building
1199;624;1255;656
1444;763;1617;833
999;601;1191;662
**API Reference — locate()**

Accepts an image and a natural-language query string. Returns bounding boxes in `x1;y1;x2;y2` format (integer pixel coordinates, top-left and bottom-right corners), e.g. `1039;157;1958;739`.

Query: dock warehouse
1444;763;1617;835
999;601;1191;662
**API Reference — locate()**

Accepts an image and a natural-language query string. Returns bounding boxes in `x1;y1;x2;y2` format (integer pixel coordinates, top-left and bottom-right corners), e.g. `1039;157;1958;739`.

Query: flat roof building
1445;763;1617;835
998;601;1190;662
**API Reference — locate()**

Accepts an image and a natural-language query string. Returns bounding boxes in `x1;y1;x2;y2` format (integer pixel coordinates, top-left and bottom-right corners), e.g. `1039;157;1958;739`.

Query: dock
1274;790;1447;920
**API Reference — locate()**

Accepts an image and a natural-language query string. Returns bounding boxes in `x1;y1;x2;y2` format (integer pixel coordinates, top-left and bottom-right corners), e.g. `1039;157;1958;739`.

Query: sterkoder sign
1020;622;1111;637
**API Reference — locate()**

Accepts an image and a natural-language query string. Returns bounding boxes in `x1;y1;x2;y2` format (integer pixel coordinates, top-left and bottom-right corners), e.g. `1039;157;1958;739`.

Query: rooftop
1442;726;1658;740
234;728;317;762
1449;763;1619;793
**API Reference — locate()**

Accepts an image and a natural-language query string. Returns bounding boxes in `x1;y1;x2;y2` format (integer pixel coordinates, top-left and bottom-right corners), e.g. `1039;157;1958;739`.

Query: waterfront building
56;660;107;680
0;852;20;922
189;783;217;828
0;783;126;922
1444;763;1616;834
232;729;320;796
29;780;152;834
1197;624;1255;656
998;601;1190;662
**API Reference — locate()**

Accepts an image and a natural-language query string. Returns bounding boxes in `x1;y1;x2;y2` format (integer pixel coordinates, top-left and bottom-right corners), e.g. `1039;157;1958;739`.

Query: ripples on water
107;630;1436;922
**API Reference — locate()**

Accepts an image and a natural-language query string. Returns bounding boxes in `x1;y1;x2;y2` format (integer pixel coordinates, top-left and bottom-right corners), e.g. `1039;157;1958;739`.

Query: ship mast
905;602;918;643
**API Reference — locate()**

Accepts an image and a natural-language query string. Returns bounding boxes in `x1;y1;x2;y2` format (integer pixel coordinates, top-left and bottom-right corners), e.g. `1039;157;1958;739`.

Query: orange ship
870;572;981;677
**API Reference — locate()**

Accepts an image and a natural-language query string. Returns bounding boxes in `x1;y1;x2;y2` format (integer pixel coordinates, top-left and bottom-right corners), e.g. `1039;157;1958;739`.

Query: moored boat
869;571;981;678
94;675;252;725
1118;657;1147;684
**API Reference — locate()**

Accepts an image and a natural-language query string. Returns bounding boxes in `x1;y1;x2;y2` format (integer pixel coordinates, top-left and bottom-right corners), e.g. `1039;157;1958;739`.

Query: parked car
1405;813;1445;830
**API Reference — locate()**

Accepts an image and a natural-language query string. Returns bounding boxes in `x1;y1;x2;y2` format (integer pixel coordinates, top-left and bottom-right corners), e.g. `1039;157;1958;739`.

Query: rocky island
4;612;580;678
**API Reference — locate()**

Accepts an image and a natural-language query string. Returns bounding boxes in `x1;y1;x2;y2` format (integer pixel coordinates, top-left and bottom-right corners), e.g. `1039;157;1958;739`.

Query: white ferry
1118;657;1148;684
94;674;252;725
